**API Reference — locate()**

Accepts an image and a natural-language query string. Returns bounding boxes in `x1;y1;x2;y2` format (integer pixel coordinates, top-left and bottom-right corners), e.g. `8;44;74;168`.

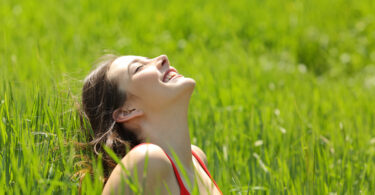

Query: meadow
1;0;375;194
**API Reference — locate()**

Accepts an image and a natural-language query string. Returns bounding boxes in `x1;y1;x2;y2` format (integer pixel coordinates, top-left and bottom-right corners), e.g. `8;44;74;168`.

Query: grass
1;0;375;194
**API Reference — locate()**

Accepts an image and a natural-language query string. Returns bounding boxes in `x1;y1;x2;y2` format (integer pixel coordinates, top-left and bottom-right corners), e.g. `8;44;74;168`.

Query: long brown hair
80;54;140;182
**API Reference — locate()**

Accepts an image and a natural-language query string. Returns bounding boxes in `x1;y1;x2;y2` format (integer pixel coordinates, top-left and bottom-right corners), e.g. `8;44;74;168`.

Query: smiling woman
80;54;223;194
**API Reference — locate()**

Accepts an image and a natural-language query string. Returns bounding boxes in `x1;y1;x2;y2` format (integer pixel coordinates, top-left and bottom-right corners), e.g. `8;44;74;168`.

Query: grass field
1;0;375;194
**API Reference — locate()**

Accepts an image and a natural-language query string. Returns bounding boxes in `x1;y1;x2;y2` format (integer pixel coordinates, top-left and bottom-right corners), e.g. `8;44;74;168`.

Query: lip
162;68;178;82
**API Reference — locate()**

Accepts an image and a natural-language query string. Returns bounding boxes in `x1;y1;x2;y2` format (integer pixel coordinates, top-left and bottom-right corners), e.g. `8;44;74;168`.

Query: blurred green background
1;0;375;194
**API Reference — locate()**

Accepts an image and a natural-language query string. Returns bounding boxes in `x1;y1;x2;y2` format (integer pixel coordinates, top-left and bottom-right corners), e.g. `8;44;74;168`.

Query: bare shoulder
102;143;171;195
123;143;171;169
191;145;208;166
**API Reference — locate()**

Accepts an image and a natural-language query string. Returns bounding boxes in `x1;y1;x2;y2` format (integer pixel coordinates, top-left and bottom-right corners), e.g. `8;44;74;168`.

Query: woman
81;54;222;194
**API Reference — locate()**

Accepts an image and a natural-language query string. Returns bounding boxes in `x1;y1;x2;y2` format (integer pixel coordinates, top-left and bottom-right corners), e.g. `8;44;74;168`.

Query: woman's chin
151;78;195;109
181;76;195;84
177;77;196;90
166;76;195;86
168;77;196;96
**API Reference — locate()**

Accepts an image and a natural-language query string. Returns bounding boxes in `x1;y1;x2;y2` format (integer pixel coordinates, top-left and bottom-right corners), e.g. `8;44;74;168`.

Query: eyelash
134;65;144;73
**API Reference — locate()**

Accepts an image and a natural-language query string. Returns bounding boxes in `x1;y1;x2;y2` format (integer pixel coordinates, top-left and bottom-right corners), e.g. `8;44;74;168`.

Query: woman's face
107;55;196;110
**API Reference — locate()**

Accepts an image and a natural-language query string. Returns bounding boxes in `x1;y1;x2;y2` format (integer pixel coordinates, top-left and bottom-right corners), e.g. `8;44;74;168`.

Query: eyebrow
129;57;150;65
127;57;150;77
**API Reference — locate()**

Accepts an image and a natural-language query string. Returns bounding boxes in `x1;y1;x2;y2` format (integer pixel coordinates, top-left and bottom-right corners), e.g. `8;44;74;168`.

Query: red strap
192;151;223;195
162;150;190;195
129;143;222;195
130;143;190;194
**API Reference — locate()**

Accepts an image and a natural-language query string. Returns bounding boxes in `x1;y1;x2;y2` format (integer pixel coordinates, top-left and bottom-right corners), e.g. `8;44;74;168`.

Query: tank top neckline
130;143;223;195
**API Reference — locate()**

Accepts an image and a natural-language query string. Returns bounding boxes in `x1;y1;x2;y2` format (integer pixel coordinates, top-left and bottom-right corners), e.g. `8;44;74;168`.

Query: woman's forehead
113;55;147;67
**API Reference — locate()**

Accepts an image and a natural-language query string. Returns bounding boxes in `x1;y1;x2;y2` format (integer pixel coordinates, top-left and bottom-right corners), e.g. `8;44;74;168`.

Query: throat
140;107;193;168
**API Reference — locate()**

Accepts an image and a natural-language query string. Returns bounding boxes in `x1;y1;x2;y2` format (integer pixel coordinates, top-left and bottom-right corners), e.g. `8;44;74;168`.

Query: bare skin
101;55;221;194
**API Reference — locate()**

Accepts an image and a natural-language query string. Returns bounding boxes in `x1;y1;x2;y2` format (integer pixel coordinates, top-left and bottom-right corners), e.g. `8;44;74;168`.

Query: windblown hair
80;54;140;181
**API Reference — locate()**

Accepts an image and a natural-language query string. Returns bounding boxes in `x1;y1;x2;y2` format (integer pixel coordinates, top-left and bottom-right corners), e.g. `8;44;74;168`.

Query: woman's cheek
132;72;163;95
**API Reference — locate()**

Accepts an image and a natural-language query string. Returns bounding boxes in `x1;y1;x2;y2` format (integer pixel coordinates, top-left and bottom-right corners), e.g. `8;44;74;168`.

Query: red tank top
131;143;223;195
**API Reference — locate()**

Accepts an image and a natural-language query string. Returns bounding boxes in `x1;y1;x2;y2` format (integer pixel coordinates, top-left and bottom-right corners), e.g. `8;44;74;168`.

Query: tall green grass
1;0;375;194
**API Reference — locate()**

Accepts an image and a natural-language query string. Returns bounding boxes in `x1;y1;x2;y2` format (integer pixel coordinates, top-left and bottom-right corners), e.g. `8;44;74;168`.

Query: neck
139;96;193;170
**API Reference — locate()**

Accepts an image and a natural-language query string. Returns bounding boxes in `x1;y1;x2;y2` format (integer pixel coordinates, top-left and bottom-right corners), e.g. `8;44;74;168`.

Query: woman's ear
112;108;144;123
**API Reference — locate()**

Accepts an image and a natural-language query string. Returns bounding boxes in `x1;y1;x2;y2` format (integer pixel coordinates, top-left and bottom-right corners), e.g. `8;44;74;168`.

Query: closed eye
134;65;144;73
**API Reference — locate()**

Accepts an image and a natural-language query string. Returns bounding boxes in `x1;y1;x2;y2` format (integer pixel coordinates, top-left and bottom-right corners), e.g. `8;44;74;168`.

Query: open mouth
162;68;181;82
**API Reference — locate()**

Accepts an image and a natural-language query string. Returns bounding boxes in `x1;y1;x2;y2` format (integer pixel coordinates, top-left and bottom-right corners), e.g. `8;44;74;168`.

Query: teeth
165;71;177;82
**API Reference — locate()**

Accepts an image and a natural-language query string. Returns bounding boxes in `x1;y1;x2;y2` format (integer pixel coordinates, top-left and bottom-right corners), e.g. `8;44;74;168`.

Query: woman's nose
155;55;169;70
